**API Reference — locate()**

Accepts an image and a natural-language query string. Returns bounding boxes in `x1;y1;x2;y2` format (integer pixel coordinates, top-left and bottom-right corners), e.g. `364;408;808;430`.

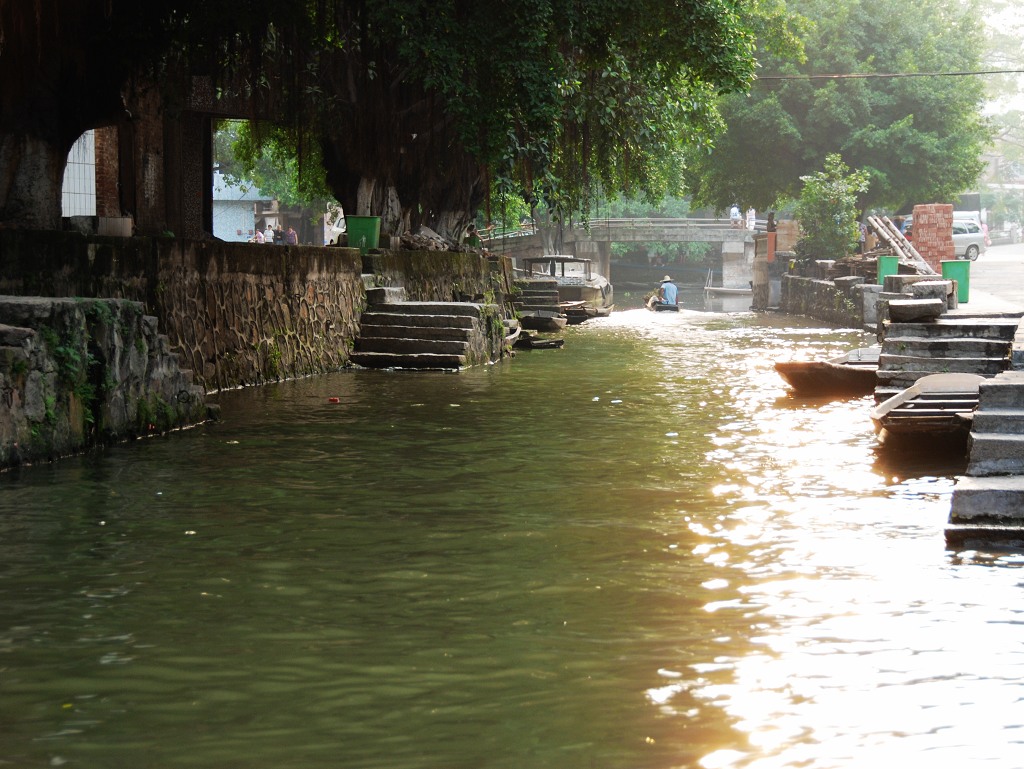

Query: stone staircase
875;316;1020;402
513;276;561;314
946;371;1024;548
350;281;500;370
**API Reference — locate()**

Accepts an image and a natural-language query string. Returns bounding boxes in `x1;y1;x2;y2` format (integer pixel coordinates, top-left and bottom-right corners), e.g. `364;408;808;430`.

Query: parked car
952;220;986;260
902;219;986;260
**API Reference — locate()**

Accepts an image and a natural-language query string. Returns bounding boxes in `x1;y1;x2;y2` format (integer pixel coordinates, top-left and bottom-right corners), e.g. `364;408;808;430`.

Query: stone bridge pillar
573;239;611;279
721;237;755;290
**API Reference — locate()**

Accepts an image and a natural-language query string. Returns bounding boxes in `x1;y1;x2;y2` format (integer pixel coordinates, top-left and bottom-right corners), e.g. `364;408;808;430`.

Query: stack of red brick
912;203;954;270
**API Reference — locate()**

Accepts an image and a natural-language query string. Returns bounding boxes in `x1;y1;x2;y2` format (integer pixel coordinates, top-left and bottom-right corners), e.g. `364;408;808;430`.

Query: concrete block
887;298;945;322
949;475;1024;523
365;286;408;304
909;280;953;302
884;318;1021;341
971;409;1024;434
878;354;1006;374
883;337;1010;359
834;275;865;294
945;522;1024;550
855;284;882;325
884;274;936;293
978;372;1024;408
966;433;1024;476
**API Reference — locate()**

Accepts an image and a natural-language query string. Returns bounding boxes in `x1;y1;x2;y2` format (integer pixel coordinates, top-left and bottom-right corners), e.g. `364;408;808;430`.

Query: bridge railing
481;217;767;242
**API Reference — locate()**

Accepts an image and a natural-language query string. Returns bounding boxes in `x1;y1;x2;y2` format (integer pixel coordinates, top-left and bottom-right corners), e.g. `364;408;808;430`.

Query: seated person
647;275;678;308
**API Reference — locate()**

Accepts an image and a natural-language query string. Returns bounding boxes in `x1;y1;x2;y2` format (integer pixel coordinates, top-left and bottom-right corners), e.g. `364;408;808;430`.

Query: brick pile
912;203;954;270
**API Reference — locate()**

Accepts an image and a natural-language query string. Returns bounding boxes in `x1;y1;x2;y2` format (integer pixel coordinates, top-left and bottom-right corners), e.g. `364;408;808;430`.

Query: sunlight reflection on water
2;299;1022;769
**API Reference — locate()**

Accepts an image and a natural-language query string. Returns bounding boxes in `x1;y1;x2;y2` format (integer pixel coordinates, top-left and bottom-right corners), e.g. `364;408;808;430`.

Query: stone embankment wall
0;231;512;392
780;274;876;329
364;250;514;304
0;296;207;468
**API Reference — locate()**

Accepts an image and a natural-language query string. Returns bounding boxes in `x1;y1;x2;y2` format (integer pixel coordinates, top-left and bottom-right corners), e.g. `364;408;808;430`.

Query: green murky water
2;290;1021;769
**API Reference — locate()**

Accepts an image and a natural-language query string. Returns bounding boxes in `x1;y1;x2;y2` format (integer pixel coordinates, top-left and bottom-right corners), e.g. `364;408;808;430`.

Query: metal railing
481;217;767;242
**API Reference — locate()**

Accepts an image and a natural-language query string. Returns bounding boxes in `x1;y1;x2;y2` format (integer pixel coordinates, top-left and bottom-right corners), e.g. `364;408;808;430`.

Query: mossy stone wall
0;296;207;468
0;232;512;391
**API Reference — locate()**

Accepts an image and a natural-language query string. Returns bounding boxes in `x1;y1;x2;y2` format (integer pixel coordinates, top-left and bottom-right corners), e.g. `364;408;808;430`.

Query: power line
756;69;1024;81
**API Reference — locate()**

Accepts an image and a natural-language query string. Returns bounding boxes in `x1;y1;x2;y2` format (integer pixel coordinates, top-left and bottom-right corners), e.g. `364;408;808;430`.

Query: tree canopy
684;0;993;214
1;0;765;237
306;0;761;237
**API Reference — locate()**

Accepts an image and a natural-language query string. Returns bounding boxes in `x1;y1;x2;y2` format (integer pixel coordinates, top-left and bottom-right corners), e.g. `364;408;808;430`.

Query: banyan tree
0;0;759;240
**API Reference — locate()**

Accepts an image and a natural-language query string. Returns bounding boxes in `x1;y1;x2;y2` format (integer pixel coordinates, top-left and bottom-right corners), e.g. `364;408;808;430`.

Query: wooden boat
514;332;564;350
648;302;680;312
503;319;522;348
522;255;614;310
561;300;613;324
870;373;984;438
703;267;752;295
518;309;568;332
775;346;880;396
704;285;752;295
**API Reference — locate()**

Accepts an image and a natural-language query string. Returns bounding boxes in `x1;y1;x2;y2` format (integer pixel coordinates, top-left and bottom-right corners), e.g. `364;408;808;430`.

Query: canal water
2;289;1022;769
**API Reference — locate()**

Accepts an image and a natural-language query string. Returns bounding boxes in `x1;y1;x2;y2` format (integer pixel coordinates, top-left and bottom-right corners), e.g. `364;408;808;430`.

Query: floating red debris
328;397;340;404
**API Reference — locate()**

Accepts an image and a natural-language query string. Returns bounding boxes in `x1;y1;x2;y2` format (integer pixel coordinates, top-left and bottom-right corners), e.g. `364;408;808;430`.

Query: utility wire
757;69;1024;81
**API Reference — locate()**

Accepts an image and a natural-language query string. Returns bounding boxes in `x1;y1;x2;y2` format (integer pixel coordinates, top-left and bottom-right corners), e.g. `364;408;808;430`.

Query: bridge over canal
482;217;760;290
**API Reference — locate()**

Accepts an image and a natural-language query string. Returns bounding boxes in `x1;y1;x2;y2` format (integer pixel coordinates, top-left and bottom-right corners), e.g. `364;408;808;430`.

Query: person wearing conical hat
647;275;678;308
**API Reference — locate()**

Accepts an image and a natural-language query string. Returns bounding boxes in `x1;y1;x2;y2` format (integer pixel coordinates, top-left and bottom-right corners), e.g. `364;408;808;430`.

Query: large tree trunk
0;133;68;230
318;36;490;246
355;177;405;239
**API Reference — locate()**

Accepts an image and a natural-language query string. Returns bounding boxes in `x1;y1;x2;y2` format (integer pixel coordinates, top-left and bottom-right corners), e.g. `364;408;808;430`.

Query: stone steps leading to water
882;337;1012;358
358;324;472;342
360;312;477;330
876;316;1018;402
352;278;501;370
947;371;1024;548
885;317;1020;341
349;351;468;369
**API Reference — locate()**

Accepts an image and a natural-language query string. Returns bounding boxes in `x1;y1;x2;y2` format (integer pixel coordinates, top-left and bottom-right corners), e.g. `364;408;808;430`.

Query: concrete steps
885;317;1020;341
947;371;1024;547
881;337;1011;358
876;317;1017;401
352;282;492;370
350;351;468;369
514;278;562;312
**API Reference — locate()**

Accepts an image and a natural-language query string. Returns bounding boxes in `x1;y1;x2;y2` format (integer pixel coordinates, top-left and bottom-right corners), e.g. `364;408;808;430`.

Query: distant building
213;170;271;242
62;130;96;217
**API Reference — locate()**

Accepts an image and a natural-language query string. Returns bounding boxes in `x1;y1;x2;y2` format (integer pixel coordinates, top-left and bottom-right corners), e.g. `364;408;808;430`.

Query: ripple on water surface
0;302;1020;768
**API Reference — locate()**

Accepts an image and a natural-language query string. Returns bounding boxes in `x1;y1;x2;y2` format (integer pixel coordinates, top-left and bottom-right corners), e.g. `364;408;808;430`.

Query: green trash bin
941;259;970;303
876;254;898;286
345;216;381;254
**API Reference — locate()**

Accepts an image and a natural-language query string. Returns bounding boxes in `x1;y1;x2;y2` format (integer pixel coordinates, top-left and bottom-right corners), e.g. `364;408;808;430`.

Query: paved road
967;242;1024;312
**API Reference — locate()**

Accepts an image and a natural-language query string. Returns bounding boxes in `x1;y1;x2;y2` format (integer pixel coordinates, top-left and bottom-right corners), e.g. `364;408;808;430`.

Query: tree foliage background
0;0;774;235
684;0;993;215
793;153;870;260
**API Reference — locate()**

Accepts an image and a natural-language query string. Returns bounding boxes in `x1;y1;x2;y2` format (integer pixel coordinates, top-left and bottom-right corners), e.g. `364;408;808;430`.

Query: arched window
62;130;97;217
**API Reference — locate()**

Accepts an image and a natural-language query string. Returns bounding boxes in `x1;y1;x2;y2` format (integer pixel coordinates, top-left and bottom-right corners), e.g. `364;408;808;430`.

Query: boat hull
775;346;880;396
519;310;568;332
869;373;984;440
704;286;752;295
775;360;877;396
